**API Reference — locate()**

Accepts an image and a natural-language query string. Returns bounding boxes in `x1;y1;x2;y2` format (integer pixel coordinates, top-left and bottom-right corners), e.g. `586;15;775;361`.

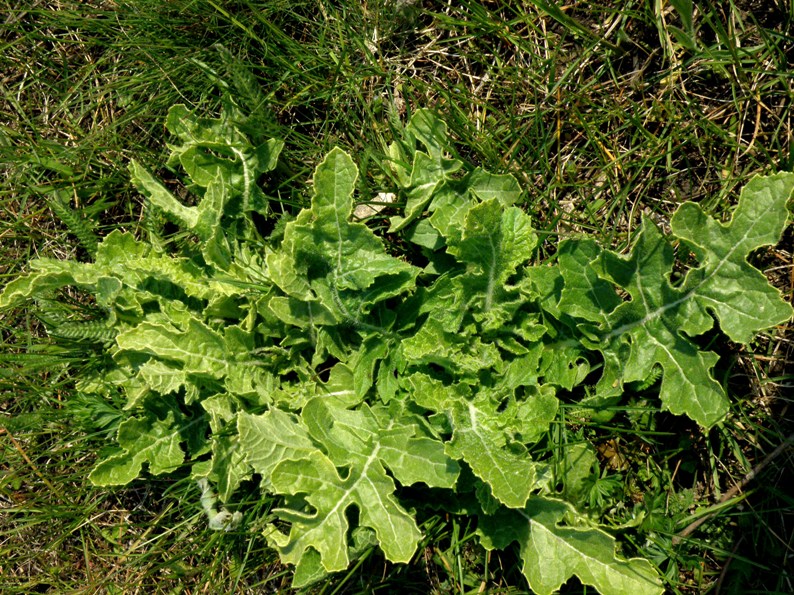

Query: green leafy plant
2;106;791;595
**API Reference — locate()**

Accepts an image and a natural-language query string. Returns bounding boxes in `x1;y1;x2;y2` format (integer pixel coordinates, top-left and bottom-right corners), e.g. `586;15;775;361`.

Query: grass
1;0;792;592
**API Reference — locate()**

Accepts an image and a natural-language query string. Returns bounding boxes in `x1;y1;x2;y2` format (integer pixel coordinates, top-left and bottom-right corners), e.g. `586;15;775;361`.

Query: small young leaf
446;198;537;311
89;412;185;485
129;160;199;229
467;168;523;205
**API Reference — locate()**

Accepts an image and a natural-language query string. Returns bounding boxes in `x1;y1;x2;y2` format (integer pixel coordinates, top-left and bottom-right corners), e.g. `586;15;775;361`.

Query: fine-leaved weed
1;105;791;595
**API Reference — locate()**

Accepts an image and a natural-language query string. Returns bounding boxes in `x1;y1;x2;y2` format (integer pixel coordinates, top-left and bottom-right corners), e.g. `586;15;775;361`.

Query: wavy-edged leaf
129;160;199;228
670;172;794;343
446;198;537;311
137;360;188;398
387;152;444;233
477;497;664;595
237;409;316;488
594;218;728;426
89;412;185;485
467;168;523;206
558;238;621;324
0;260;99;310
402;317;501;374
164;103;283;214
268;453;419;573
263;396;458;573
568;174;794;427
271;147;419;321
403;373;551;509
268;296;339;328
197;394;251;502
115;317;251;380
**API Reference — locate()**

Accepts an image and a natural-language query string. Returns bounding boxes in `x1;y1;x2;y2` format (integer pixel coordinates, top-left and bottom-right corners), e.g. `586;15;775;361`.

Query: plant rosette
2;106;791;595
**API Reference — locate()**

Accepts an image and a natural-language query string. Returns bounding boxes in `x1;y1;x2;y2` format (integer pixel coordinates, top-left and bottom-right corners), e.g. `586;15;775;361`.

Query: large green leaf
477;497;664;595
0;259;102;309
558;238;622;325
259;396;459;573
269;147;418;324
197;394;251;502
129;160;199;229
587;172;791;427
670;172;794;343
594;218;728;426
467;168;523;205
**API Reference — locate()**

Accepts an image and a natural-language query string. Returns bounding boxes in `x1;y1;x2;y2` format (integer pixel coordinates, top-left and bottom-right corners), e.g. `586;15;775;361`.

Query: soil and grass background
1;1;792;593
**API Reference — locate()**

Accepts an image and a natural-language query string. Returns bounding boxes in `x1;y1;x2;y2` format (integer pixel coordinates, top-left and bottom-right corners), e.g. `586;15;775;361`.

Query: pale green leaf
573;174;794;427
511;385;560;444
209;434;250;503
540;343;590;390
268;452;421;572
386;110;464;232
115;317;249;379
165;103;282;190
407;218;444;250
268;296;339;328
405;108;450;160
94;230;150;266
403;374;548;508
264;396;458;572
195;175;233;268
477;497;664;595
427;184;475;245
446;199;537;311
445;395;546;508
137;360;188;397
89;412;185;485
387;172;441;234
129;160;199;228
237;409;316;487
274;147;419;319
94;230;240;300
402;317;501;374
0;263;89;310
402;109;462;177
561;442;599;504
468;168;523;206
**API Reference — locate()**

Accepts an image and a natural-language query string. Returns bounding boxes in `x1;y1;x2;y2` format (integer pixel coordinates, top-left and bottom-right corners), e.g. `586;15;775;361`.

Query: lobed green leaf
477;497;664;595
